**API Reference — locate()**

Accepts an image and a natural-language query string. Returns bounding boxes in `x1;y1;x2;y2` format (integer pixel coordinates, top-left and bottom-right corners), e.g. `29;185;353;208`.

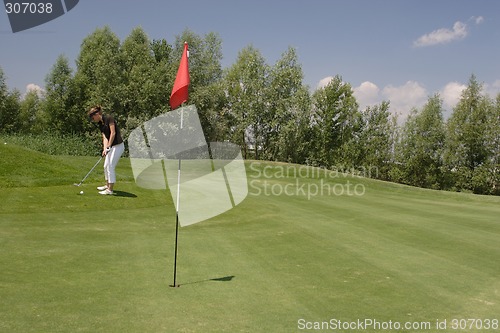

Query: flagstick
170;106;184;288
169;42;189;288
172;197;180;287
171;159;181;288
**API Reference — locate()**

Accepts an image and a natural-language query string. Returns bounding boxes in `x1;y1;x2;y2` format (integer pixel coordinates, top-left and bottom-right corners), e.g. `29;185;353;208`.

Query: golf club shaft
77;156;103;185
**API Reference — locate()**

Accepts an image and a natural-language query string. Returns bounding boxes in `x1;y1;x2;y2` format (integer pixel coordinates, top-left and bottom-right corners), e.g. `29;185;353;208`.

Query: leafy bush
0;133;102;156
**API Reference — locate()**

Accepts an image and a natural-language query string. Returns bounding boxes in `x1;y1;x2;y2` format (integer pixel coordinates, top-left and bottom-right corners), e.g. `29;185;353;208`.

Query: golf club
73;155;103;187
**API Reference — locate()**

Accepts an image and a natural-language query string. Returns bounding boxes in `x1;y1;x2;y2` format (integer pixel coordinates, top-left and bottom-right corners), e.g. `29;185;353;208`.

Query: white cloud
26;83;44;97
492;80;500;93
484;80;500;99
440;82;466;110
353;81;380;108
413;21;468;47
318;78;500;123
334;80;428;121
317;76;333;89
381;81;428;118
471;16;484;25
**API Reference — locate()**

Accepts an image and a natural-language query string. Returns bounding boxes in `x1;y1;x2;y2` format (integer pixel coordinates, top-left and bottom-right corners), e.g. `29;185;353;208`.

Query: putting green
1;144;499;332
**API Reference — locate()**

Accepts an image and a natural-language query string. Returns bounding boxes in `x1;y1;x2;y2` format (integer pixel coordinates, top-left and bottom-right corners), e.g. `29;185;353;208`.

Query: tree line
0;27;498;195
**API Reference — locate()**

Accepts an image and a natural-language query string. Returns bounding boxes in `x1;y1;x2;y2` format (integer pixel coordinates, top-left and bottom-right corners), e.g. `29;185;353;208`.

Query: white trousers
104;142;125;184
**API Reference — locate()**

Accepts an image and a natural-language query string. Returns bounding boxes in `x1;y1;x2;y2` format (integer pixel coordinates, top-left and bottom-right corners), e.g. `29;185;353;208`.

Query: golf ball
80;191;84;195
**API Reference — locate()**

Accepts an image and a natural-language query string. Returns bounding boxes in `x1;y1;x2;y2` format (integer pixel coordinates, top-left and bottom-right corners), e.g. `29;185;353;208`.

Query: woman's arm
102;133;109;156
108;122;116;148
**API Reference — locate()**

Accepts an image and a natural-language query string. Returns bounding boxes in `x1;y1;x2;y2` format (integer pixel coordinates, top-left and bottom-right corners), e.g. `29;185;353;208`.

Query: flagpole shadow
179;275;235;286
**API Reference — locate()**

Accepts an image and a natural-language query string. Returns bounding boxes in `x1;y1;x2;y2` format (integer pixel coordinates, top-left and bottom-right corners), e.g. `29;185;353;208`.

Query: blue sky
1;0;499;119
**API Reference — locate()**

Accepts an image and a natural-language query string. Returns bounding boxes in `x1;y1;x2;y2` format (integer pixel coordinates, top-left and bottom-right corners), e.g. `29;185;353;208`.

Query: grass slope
1;144;499;332
0;142;121;188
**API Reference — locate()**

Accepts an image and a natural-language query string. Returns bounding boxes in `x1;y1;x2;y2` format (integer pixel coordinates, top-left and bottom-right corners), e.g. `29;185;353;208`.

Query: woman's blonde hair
87;105;102;117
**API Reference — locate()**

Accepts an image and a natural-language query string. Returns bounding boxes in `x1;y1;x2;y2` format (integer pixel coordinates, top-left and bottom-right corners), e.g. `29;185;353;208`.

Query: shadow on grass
180;275;236;286
113;191;137;198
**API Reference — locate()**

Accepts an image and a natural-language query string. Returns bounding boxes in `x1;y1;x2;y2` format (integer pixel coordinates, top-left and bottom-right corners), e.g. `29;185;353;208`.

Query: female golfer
87;105;124;195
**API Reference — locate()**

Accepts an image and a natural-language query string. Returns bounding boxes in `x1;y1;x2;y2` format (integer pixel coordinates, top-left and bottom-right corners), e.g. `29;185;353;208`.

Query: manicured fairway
1;144;499;332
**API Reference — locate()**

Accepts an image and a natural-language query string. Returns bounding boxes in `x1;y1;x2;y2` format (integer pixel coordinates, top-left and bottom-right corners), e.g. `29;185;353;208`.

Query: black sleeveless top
99;114;123;146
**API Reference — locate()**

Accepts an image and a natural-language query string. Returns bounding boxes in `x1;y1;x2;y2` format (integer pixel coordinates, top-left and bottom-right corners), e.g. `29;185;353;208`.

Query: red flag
170;42;190;110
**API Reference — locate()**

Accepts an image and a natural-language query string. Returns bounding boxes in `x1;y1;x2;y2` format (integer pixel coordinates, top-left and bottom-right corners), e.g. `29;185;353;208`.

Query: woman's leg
103;153;111;189
105;143;125;192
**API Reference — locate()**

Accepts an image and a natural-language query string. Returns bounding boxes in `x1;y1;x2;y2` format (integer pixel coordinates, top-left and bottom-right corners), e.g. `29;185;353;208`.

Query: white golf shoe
97;185;108;191
99;189;114;195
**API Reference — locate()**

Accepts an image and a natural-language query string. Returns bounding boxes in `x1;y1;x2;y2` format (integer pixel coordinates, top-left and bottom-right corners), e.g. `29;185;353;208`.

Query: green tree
149;37;173;114
120;27;161;135
118;36;174;135
311;75;361;168
0;67;21;133
264;47;311;163
359;101;393;180
473;93;500;195
490;94;500;194
44;55;77;133
74;26;124;128
396;94;446;189
444;75;492;193
272;87;312;164
18;89;42;133
224;45;269;159
0;67;6;109
0;67;10;132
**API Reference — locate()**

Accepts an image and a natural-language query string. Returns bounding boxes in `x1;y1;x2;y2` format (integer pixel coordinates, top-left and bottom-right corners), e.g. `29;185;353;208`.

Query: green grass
1;143;499;332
